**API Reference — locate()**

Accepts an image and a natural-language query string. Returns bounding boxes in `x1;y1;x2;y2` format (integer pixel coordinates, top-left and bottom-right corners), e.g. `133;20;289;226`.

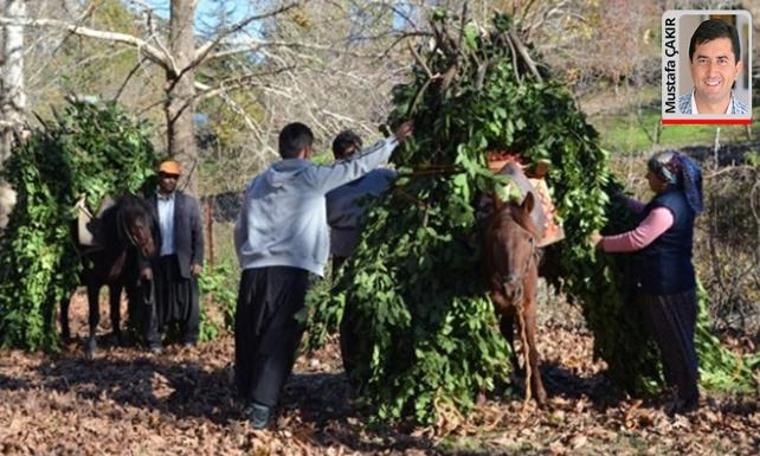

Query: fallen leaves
0;294;756;454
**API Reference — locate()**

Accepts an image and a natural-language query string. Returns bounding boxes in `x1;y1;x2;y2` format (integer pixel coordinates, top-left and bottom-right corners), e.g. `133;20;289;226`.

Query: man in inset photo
678;19;749;115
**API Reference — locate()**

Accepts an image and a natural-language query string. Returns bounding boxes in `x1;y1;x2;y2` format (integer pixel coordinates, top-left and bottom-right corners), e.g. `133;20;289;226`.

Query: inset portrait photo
662;10;752;124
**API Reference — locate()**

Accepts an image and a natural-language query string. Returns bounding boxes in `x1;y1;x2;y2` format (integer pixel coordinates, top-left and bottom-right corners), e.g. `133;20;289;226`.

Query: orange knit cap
158;160;182;176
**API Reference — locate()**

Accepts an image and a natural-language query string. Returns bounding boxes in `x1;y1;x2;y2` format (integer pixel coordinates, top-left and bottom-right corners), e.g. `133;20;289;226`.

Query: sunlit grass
589;106;757;155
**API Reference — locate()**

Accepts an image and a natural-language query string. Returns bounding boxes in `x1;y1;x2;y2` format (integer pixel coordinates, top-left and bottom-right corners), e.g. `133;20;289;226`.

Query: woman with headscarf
591;150;704;414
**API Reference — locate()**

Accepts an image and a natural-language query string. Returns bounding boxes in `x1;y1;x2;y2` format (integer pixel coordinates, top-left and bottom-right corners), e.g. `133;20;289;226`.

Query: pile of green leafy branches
0;101;157;350
305;12;756;424
197;259;238;340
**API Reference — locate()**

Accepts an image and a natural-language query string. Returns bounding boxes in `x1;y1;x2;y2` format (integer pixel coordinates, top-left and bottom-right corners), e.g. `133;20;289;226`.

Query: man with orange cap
141;159;204;353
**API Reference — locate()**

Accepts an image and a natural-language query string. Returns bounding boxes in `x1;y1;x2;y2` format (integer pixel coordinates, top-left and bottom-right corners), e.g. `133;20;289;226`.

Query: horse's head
485;192;539;305
118;195;157;259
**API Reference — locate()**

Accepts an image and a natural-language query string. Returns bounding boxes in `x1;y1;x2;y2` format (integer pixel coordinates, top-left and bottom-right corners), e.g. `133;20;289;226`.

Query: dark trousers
332;256;347;273
145;255;199;346
235;266;310;407
638;289;699;404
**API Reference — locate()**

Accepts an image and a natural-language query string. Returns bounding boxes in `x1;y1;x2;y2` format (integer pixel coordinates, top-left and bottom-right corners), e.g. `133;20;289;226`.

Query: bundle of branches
306;11;756;424
0;101;157;350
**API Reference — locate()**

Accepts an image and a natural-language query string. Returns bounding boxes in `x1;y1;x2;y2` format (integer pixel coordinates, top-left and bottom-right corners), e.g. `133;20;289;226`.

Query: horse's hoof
535;389;548;407
110;331;123;346
84;338;97;359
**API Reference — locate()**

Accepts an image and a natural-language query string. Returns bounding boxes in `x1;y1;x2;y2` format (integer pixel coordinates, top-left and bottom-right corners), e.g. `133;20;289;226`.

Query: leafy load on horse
306;12;756;425
0;101;157;350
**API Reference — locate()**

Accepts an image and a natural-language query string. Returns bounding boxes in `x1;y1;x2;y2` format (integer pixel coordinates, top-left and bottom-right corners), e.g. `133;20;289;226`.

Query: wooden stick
508;31;543;83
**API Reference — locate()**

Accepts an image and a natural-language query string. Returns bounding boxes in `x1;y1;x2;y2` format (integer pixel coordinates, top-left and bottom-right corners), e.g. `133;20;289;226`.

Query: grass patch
589;106;757;155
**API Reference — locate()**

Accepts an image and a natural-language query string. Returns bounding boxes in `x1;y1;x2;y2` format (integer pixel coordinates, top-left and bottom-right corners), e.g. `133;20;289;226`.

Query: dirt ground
0;291;758;455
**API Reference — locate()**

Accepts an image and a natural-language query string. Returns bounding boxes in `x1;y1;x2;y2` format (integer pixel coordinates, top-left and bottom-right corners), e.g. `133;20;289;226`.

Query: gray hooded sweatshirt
234;137;398;276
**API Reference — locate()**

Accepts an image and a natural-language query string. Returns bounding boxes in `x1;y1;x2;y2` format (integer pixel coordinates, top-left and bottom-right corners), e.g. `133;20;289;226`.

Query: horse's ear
521;192;535;214
492;193;507;211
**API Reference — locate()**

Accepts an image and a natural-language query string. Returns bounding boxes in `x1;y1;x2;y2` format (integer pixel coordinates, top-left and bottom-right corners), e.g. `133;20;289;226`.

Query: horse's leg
485;291;514;403
109;282;123;345
60;293;72;343
85;281;100;359
498;309;520;373
522;283;547;405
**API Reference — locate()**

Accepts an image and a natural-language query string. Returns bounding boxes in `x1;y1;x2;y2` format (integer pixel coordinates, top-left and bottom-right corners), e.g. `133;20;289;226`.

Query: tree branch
144;8;177;74
192;65;296;104
704;165;758;179
192;2;301;69
192;81;278;160
202;37;381;62
113;57;150;103
0;16;170;70
508;30;543;83
375;31;433;62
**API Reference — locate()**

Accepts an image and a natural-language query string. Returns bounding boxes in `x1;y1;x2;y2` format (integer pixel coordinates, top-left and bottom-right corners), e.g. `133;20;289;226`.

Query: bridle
116;203;149;252
495;201;540;301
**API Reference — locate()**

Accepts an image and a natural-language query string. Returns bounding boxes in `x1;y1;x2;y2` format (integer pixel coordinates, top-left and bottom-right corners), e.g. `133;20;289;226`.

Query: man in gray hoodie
233;120;413;429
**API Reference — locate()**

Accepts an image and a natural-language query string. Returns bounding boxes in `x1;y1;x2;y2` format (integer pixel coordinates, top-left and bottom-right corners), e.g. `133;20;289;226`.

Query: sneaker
244;402;272;430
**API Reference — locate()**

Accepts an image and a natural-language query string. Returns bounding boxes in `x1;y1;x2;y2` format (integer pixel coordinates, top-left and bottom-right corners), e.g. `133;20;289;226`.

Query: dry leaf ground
0;290;757;455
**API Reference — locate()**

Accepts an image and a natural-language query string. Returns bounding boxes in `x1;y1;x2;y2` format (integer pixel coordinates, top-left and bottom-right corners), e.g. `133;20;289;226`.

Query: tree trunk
1;0;26;168
166;0;197;193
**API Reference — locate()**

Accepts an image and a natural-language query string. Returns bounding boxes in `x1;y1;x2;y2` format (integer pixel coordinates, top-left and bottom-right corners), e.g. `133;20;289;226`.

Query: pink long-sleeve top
600;197;674;253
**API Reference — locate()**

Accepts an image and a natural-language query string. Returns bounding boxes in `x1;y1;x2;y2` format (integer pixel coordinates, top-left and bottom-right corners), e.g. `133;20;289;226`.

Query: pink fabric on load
601;207;674;252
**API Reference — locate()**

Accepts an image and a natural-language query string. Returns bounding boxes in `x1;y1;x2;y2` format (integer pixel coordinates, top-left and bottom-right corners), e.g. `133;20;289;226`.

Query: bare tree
5;1;627;193
0;0;26;167
180;1;430;192
0;0;304;191
166;0;196;187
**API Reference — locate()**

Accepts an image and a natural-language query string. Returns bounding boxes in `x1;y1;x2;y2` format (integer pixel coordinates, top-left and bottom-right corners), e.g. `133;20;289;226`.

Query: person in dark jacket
141;160;204;352
326;130;398;270
591;150;703;414
325;130;399;379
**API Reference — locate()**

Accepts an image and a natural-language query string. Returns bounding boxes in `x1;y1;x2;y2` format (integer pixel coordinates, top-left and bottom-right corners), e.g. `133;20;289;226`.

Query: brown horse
60;194;157;358
482;190;547;405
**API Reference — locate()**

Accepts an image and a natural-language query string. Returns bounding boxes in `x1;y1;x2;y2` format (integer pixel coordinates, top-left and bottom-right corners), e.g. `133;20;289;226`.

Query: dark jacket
635;189;696;295
146;191;204;279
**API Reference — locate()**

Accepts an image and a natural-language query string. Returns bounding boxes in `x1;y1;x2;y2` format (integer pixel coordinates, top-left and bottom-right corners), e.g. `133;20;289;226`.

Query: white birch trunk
1;0;26;167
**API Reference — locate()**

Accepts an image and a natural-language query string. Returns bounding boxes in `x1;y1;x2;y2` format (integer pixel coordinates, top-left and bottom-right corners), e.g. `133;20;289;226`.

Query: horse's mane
117;194;153;216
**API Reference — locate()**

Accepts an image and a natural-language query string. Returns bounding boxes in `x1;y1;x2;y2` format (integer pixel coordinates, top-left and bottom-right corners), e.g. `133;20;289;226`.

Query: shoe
665;397;699;416
183;341;196;349
676;397;699;415
244;402;272;430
